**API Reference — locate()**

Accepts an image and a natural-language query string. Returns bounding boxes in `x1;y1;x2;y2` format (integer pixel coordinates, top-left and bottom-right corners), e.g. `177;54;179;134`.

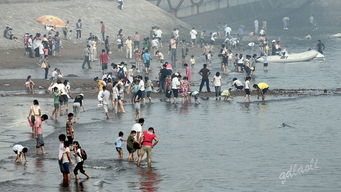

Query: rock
65;74;79;77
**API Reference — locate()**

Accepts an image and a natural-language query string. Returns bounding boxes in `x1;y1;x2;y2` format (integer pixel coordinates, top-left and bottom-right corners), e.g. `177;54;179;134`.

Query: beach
1;0;341;191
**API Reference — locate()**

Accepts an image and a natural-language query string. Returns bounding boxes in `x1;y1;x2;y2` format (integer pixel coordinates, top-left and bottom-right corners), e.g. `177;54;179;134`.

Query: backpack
118;67;125;79
80;148;87;161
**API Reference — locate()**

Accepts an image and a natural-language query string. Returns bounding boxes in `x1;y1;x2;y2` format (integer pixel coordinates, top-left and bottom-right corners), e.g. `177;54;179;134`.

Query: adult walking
199;64;211;92
76;19;82;39
169;36;177;66
82;45;91;69
137;127;159;168
100;21;105;42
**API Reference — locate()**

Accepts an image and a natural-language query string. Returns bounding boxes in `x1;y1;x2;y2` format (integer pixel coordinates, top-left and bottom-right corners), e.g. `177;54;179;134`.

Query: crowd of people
10;13;331;187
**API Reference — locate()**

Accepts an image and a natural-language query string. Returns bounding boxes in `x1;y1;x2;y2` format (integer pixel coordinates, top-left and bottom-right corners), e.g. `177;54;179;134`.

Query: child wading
72;141;90;181
115;131;126;160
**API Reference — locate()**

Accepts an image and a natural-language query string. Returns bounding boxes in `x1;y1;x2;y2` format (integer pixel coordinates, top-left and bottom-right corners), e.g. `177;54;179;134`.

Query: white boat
329;33;341;38
257;50;319;63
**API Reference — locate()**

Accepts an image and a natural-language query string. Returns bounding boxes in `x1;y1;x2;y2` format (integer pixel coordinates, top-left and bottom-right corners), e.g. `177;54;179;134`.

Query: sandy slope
0;0;190;49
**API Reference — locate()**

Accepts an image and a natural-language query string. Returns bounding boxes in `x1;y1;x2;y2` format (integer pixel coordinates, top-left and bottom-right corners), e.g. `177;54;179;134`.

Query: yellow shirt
258;82;269;90
97;80;105;91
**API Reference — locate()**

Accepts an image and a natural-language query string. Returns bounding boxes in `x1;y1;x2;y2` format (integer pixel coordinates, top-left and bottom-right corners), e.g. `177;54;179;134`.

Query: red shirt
142;131;156;146
100;53;109;64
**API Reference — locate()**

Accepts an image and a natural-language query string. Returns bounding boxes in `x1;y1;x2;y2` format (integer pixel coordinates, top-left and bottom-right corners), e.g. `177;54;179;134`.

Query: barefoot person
115;131;126;160
72;141;90;181
62;141;72;185
137;127;159;168
66;113;75;144
253;82;269;101
34;114;48;154
12;144;28;164
28;100;41;137
244;76;251;102
127;130;137;162
58;134;66;181
51;87;60;120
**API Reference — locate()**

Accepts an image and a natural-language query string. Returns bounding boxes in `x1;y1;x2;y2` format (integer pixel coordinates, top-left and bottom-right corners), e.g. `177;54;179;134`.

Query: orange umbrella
36;15;66;27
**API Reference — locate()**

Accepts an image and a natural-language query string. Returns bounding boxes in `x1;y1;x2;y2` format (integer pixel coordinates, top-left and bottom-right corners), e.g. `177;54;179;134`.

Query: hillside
0;0;190;49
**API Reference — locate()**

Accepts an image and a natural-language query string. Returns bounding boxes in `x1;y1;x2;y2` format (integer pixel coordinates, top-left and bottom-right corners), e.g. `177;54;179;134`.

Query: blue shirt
143;53;151;62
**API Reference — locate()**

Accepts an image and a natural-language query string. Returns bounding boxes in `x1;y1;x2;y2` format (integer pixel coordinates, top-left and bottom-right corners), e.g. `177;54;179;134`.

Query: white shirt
245;80;251;89
58;142;64;160
132;123;142;133
233;79;243;87
190;29;197;39
56;83;67;95
74;148;83;163
225;27;232;34
155;29;162;38
211;32;217;41
62;147;70;163
13;144;24;153
171;77;180;89
101;90;111;105
213;76;222;86
139;80;145;91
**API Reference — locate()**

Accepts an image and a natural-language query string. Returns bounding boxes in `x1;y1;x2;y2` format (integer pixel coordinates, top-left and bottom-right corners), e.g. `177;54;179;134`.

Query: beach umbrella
36;15;66;27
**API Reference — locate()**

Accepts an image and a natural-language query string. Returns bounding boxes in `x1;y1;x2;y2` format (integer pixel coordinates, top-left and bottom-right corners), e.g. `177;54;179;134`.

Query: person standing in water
28;100;41;137
316;40;325;54
115;131;126;160
137;127;159;168
34;114;48;154
51;87;60;120
244;76;251;102
199;64;211;93
213;72;222;100
66;113;75;144
72;141;90;181
253;82;269;101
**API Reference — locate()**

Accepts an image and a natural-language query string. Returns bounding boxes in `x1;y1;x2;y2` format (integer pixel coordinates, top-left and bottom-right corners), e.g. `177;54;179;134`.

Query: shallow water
0;95;341;191
1;35;341;191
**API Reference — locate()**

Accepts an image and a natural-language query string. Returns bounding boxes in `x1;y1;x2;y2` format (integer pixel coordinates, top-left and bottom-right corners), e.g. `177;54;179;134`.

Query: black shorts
264;63;268;67
67;136;73;145
141;91;145;98
262;88;269;94
60;95;68;105
166;90;172;98
127;147;135;153
236;85;244;90
245;89;250;95
172;89;179;98
116;147;122;152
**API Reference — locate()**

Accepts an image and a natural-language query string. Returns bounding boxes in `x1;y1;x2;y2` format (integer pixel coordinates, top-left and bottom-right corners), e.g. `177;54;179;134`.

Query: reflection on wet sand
138;168;162;192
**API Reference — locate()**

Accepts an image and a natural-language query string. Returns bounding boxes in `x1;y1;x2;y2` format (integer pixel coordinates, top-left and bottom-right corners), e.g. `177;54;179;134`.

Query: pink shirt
185;67;191;81
34;117;43;134
142;131;156;146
